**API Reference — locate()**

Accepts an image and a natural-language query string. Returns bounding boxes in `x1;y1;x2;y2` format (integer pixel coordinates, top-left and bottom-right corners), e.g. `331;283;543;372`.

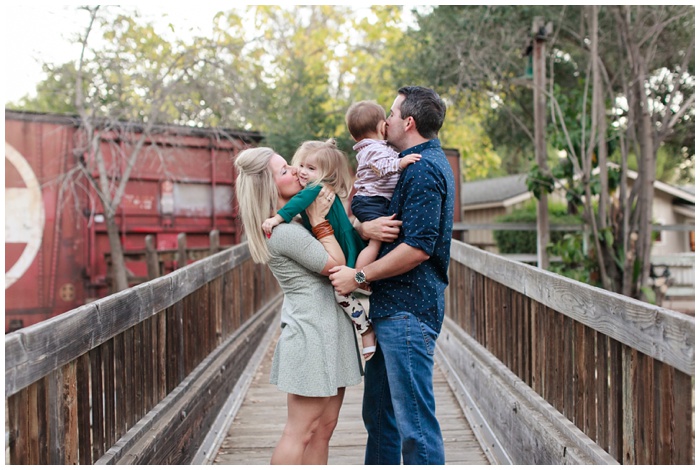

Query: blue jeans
362;312;445;465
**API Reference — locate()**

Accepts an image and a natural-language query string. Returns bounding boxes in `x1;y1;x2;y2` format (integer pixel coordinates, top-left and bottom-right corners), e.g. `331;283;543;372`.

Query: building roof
461;173;529;207
5;109;265;143
461;168;695;213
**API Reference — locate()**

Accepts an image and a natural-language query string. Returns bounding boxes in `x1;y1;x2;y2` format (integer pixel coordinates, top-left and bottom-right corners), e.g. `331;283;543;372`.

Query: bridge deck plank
214;336;490;465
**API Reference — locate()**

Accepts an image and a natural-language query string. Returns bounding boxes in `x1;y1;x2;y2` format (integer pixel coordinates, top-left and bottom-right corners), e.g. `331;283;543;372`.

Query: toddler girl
262;139;377;360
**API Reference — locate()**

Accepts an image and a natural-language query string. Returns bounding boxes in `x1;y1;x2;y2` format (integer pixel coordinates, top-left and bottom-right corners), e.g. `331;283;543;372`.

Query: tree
9;5;419;291
408;5;695;300
229;5;354;159
57;6;247;292
548;6;694;298
609;6;694;298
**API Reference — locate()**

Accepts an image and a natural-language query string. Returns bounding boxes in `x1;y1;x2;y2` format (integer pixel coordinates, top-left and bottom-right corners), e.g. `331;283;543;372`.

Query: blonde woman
234;147;362;465
261;139;377;359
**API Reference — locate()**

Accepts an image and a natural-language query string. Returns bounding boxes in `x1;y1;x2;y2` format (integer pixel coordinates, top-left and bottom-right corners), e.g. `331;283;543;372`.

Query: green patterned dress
267;222;363;397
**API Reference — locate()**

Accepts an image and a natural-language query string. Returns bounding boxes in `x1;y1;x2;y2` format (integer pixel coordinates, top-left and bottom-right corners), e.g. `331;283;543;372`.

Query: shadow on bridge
5;240;695;465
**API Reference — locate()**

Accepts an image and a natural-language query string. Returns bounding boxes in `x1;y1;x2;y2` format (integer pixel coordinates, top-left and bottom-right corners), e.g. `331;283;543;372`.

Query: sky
2;3;426;106
3;4;236;105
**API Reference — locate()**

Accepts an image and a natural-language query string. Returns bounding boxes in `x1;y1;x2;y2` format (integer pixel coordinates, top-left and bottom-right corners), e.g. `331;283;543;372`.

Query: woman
234;147;363;465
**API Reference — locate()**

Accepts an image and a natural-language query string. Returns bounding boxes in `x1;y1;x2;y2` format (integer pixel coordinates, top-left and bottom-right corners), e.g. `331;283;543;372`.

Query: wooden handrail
445;240;695;464
5;242;281;464
450;242;694;374
7;237;692;465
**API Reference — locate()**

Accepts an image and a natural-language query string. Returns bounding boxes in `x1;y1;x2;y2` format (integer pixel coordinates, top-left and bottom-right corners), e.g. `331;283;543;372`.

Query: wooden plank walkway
214;335;490;465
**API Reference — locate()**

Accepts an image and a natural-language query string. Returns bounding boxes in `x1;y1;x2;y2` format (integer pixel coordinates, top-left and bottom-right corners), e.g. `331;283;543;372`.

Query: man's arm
353;214;402;242
329;242;429;295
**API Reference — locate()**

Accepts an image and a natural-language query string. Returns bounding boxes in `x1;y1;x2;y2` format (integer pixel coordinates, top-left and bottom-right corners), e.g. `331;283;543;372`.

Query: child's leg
334;291;376;359
335;291;370;334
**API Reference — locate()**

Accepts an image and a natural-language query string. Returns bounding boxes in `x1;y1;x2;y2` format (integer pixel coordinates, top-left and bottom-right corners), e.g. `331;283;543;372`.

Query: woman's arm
305;185;346;274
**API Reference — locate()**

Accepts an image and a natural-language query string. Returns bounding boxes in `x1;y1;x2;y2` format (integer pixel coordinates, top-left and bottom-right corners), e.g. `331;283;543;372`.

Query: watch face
355;271;366;284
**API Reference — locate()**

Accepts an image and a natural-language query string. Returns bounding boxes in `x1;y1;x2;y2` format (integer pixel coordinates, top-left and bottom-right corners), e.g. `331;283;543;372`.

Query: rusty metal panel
5;111;256;332
5;117;86;331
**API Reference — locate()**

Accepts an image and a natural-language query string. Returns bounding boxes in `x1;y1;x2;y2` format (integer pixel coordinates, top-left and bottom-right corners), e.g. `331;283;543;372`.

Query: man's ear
405;116;415;132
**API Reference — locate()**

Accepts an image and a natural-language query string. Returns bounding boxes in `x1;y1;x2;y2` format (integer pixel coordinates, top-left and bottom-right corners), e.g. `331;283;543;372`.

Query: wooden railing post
209;230;220;257
177;233;187;269
145;235;160;280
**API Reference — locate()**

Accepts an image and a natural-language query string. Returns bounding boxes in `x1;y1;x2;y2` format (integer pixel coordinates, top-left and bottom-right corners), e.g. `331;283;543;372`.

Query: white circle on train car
5;142;45;289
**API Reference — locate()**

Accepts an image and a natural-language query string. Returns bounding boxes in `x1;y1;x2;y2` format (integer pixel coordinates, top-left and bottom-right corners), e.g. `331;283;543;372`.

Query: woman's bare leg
270;394;330;465
302;388;346;464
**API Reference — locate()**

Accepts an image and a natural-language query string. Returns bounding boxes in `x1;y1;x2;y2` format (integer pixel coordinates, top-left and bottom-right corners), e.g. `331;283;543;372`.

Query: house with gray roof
456;173;566;251
458;170;694;254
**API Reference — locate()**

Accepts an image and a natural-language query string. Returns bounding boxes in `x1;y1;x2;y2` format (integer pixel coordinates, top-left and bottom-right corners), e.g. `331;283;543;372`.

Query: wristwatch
354;269;367;284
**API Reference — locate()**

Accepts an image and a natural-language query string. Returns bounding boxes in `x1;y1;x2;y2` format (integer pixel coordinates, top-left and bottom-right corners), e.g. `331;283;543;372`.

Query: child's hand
262;217;280;237
399;153;421;169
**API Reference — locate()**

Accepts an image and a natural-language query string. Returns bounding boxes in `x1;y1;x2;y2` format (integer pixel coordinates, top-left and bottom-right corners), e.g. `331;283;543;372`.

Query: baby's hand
399;153;421;169
262;217;280;236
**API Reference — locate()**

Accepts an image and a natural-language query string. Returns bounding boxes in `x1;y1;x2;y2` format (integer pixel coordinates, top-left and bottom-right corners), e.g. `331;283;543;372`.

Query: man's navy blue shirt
369;139;455;333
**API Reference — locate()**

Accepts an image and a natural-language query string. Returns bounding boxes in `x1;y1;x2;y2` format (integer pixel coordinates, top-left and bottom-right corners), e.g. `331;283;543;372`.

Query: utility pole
532;17;552;270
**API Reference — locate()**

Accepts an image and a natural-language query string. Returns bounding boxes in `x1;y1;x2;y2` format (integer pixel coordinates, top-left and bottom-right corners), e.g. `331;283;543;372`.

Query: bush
493;201;582;254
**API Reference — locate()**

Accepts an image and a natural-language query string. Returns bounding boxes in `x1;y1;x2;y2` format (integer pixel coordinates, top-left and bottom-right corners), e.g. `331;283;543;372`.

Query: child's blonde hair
291;139;353;199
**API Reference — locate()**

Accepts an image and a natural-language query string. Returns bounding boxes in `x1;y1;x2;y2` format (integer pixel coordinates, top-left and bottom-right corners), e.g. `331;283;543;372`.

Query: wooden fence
104;230;231;289
5;242;281;464
442;240;694;465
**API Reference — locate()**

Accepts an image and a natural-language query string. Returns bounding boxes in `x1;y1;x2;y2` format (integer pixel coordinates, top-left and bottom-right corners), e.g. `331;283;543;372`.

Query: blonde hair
345;101;386;140
233;147;278;264
291;139;353;199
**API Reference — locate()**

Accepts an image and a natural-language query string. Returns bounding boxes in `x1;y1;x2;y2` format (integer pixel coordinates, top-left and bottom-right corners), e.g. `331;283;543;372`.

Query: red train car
5;110;263;332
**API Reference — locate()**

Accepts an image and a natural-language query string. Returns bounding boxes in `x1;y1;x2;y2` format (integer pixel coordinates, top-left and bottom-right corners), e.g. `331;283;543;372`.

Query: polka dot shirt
371;139;455;333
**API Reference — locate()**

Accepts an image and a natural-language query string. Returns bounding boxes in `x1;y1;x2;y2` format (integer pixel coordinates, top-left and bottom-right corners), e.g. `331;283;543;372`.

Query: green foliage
619;145;695;187
7;62;82;114
546;233;599;285
639;286;656;305
242;5;398;160
440;97;502;180
493;201;583;254
526;164;556;200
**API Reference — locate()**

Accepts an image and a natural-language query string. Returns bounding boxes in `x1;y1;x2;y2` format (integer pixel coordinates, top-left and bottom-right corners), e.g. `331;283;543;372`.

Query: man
329;86;454;465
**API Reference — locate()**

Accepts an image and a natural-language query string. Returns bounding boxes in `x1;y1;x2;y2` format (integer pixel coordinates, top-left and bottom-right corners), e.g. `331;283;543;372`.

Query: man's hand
356;214;401;242
329;265;359;296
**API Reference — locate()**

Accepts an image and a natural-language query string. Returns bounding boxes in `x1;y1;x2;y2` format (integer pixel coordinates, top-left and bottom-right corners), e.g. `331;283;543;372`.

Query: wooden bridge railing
104;230;233;289
441;240;694;465
5;242;281;465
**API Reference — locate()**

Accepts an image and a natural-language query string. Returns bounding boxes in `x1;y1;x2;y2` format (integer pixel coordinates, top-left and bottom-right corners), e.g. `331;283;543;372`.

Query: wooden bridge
5;240;695;465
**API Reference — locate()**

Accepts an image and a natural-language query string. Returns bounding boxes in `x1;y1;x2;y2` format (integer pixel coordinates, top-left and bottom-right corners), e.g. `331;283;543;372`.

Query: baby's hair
345;101;387;140
291;139;353;199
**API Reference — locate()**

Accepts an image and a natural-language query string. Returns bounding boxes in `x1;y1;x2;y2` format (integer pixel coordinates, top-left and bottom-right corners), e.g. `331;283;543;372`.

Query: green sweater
278;184;367;268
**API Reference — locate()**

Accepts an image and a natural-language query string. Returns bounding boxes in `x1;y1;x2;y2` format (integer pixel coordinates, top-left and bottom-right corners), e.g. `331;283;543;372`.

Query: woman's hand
307;185;335;226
